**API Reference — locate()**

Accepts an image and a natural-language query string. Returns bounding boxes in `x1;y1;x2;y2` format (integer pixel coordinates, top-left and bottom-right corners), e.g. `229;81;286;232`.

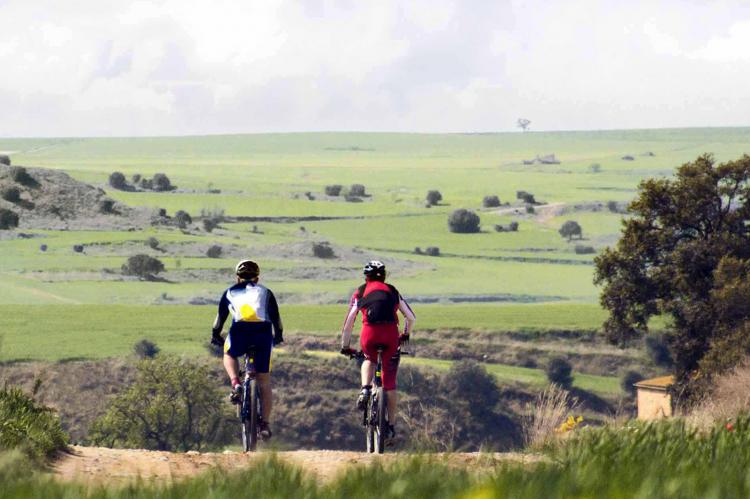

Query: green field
3;128;749;308
0;129;742;389
0;303;609;362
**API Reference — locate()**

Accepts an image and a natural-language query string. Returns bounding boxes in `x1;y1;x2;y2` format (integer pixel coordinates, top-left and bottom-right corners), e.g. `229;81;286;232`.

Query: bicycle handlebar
342;348;411;359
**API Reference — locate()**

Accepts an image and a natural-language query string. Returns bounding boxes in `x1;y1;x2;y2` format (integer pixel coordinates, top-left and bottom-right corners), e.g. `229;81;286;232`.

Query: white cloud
691;20;750;62
0;0;748;136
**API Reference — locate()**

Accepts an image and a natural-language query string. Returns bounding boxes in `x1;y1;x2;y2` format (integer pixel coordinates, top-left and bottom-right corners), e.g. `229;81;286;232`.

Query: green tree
89;355;230;451
0;208;19;230
594;154;750;400
559;220;582;241
426;190;442;206
174;210;192;229
0;385;68;460
122;254;165;279
545;357;573;389
448;209;480;233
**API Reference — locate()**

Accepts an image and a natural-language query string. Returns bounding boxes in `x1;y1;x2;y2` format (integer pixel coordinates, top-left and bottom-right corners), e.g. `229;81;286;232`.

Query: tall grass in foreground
6;418;750;498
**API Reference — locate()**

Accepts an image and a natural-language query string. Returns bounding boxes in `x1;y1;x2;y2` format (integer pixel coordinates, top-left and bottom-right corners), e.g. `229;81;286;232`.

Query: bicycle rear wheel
242;379;259;452
374;388;387;454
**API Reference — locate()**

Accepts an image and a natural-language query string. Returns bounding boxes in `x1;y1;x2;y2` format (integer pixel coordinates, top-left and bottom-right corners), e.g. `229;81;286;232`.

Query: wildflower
556;415;584;433
726;423;735;432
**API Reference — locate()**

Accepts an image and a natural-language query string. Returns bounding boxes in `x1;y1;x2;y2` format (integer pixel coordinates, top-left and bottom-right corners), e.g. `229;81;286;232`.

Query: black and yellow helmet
235;260;260;280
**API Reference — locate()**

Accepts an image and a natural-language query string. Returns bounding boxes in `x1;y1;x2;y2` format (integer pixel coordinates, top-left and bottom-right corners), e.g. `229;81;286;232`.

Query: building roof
634;375;675;391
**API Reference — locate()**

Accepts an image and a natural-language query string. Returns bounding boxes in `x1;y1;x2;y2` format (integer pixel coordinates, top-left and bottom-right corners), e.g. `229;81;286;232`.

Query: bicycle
345;342;409;454
236;348;262;452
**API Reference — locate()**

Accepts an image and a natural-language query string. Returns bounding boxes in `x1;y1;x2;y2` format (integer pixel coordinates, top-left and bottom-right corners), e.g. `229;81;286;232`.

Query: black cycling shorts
224;325;273;373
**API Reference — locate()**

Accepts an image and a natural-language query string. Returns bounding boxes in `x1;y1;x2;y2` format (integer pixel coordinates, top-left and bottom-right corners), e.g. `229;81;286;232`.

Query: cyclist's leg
252;329;274;423
380;327;401;424
256;373;272;421
223;331;241;386
360;326;377;386
223;353;240;381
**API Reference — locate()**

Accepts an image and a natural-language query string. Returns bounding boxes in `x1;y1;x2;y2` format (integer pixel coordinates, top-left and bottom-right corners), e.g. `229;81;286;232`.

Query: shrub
516;190;536;204
425;246;440;257
206;245;222;258
39;244;47;252
607;200;619;213
349;184;366;197
146;237;159;250
344;194;363;203
89;355;230;451
495;222;519;232
444;361;500;412
174;210;192;229
621;370;645;397
108;171;127;190
152;173;173;192
448;209;480;233
426;190;443;206
72;244;84;253
312;241;335;258
622;155;635;161
589;163;602;173
645;332;674;368
133;339;160;359
9;167;36;187
0;385;68;460
98;199;115;214
202;218;218;232
414;247;423;254
122;254;165;278
526;205;535;214
0;154;10;166
559;220;583;241
482;195;501;208
1;186;20;203
132;173;142;184
325;184;343;196
546;357;573;389
574;245;596;255
140;178;153;190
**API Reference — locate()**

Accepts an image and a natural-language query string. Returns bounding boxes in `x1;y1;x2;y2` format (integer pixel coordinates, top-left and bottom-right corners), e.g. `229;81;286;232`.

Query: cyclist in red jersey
340;260;416;442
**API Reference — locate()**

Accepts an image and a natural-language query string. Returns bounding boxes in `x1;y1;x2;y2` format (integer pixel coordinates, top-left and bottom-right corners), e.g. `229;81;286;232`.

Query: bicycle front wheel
242;379;259;452
365;396;375;453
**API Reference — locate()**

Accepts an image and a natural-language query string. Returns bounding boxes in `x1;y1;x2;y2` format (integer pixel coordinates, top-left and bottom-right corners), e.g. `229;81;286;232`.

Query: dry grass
687;360;750;429
523;384;579;449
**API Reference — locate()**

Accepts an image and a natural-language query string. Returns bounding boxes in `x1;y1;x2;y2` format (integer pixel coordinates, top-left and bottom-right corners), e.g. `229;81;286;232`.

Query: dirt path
53;446;539;485
493;202;567;225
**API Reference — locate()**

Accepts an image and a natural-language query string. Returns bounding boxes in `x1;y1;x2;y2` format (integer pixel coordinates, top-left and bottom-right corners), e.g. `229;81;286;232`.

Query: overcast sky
1;0;749;137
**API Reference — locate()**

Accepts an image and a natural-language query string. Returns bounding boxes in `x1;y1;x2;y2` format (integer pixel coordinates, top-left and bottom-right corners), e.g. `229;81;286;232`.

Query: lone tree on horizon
559;220;582;241
517;118;531;132
595;153;750;402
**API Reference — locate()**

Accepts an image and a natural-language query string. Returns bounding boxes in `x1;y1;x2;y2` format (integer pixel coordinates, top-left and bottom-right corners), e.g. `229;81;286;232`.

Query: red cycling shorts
360;323;400;390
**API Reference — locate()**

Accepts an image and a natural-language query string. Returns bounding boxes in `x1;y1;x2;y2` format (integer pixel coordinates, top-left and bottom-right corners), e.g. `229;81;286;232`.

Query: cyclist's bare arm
398;296;416;335
340;297;359;349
